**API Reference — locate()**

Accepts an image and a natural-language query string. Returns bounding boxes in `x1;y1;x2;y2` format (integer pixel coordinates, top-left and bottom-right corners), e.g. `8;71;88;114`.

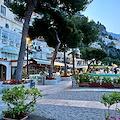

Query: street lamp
26;37;31;78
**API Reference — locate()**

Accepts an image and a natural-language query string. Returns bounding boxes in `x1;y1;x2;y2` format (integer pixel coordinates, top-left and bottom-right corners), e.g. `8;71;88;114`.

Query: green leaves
100;93;115;108
81;47;108;61
100;92;120;119
2;85;42;119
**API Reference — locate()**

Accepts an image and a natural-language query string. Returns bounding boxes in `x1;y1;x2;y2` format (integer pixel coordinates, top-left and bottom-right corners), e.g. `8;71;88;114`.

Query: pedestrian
114;68;117;74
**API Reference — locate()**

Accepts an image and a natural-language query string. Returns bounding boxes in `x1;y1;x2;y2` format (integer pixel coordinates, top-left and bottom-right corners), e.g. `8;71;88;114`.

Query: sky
82;0;120;34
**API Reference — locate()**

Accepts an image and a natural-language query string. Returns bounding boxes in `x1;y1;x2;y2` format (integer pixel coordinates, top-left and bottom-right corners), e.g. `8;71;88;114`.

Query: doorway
0;64;6;81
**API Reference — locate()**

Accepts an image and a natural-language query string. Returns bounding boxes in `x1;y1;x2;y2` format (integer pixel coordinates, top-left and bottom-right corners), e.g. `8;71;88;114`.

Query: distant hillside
108;32;120;39
90;22;120;60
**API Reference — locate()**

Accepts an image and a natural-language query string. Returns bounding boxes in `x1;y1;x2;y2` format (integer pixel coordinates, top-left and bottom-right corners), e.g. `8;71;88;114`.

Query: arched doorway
0;64;6;81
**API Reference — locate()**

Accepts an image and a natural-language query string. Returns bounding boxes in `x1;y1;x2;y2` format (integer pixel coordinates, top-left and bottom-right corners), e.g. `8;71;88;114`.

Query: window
5;23;9;29
38;46;40;49
2;30;8;39
1;6;6;15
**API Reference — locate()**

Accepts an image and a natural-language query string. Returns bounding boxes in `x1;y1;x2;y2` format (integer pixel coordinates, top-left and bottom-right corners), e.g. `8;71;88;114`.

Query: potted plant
2;85;42;120
102;76;113;88
79;73;90;87
90;75;100;87
113;76;120;88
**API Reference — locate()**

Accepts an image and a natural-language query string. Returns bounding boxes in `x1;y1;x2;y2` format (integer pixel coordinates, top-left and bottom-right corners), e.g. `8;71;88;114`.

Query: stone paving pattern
0;81;120;120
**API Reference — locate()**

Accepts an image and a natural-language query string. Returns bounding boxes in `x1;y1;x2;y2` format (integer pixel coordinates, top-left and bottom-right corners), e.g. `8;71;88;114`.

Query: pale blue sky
82;0;120;34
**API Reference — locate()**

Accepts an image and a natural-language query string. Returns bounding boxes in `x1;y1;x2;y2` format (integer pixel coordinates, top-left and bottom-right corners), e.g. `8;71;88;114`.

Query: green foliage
100;93;115;108
79;73;90;83
90;75;101;83
100;92;120;119
2;85;42;119
6;1;26;18
113;76;120;84
102;58;120;66
102;77;112;83
74;72;79;83
71;16;99;45
81;47;108;61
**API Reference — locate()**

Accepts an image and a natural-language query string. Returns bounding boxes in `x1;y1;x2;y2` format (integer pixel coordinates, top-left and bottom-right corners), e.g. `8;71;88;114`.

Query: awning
34;59;64;66
54;62;64;66
34;59;51;65
1;46;19;55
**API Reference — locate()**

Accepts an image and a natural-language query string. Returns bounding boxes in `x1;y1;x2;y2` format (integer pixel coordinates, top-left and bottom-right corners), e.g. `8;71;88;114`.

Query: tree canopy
71;16;99;45
81;47;108;61
7;0;94;81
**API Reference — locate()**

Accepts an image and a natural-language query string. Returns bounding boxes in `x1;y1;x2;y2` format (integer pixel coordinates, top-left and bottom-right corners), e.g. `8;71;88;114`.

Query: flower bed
2;80;30;90
46;77;56;80
70;74;74;76
61;75;70;77
61;75;71;81
3;80;28;85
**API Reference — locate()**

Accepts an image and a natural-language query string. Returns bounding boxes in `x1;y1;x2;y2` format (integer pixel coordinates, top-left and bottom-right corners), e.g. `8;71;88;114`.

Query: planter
90;83;100;87
101;83;113;88
61;76;71;81
79;82;89;87
45;79;58;85
113;83;120;88
3;116;28;120
2;83;30;90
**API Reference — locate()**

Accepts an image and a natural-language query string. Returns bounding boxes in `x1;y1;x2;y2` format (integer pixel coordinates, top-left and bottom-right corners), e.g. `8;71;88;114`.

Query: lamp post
26;37;30;78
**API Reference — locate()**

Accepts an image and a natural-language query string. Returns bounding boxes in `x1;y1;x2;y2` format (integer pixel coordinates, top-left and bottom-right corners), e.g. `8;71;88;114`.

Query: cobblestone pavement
0;81;120;120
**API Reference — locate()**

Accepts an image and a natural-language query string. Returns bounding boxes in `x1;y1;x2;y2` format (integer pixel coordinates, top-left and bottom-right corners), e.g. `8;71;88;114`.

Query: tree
7;0;93;81
81;48;108;71
71;16;99;46
29;11;83;77
59;19;83;75
69;15;99;74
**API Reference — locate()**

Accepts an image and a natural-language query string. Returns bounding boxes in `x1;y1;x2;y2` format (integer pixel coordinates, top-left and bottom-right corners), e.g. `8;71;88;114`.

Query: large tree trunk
15;1;37;82
64;44;67;75
49;31;61;78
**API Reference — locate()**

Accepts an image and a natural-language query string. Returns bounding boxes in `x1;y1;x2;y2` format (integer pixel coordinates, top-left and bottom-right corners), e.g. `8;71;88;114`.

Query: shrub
102;77;112;83
113;76;120;84
90;75;100;83
2;85;42;119
79;73;90;83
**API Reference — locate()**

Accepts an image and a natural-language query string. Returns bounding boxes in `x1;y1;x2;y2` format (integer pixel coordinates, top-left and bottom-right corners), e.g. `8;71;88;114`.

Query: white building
0;0;23;32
